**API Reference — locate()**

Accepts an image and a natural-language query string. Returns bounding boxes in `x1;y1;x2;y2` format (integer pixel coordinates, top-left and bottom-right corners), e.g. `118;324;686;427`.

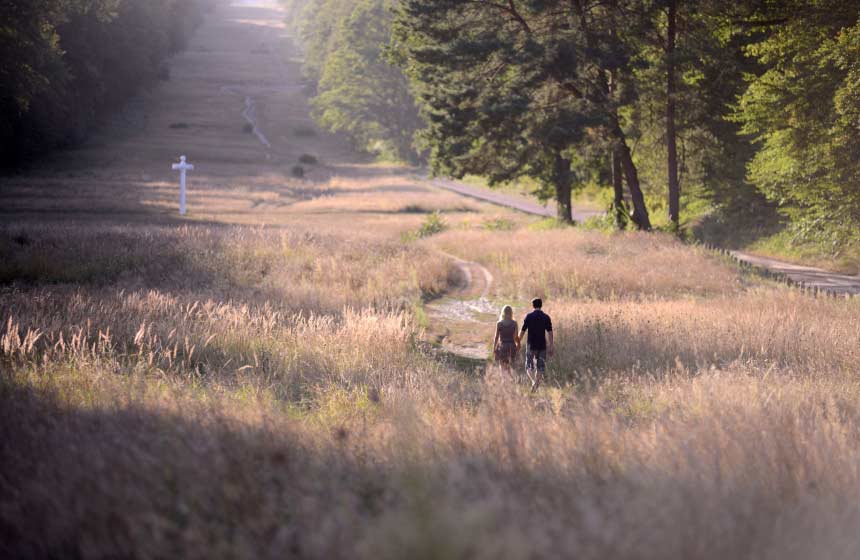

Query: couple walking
493;298;553;392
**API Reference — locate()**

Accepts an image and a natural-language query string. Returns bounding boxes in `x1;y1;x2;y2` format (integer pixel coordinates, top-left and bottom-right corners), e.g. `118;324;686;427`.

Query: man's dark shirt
522;309;552;351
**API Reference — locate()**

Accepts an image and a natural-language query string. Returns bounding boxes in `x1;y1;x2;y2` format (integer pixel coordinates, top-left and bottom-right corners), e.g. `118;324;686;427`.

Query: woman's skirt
495;341;518;365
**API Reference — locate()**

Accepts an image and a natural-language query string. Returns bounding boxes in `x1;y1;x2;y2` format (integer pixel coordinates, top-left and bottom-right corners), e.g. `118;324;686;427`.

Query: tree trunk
554;153;573;223
666;0;680;230
611;147;627;230
608;70;626;230
611;121;652;230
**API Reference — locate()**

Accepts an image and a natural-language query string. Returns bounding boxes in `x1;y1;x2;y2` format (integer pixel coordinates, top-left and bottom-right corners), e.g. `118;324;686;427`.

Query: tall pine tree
394;0;653;227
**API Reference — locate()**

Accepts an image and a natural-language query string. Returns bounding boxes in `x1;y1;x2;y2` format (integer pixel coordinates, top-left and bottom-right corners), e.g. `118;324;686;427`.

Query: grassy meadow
3;2;860;557
3;205;860;559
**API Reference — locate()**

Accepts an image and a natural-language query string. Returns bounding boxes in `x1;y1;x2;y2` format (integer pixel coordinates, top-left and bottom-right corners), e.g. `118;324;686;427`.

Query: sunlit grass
4;177;860;557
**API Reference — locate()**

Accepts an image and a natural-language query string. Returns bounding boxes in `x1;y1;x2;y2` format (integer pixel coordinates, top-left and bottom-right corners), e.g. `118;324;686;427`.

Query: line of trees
285;0;860;247
0;0;210;169
283;0;422;163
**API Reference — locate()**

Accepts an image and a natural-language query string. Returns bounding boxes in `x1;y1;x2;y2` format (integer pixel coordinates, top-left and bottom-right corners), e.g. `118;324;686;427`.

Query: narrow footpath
424;252;498;361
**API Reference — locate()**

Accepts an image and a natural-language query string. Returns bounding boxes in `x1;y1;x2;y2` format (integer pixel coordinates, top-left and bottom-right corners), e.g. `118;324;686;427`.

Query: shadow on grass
416;340;486;377
690;196;784;250
0;378;380;559
0;225;238;288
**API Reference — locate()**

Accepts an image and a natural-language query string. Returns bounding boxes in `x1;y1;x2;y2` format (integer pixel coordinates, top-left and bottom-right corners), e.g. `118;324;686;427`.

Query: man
520;298;553;392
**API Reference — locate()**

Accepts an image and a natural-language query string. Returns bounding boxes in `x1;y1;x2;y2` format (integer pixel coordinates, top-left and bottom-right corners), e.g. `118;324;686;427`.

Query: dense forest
284;0;860;249
0;0;210;168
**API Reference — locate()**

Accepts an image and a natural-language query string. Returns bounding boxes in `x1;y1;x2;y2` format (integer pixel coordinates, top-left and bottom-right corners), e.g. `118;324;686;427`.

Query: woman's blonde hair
499;305;513;322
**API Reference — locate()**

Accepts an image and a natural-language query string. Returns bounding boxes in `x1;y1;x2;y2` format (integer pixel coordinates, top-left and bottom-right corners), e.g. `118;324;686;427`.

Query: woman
493;305;520;370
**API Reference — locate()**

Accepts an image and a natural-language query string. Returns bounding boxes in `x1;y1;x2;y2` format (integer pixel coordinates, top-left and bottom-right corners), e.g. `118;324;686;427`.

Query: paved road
430;176;860;296
731;251;860;296
430;177;602;222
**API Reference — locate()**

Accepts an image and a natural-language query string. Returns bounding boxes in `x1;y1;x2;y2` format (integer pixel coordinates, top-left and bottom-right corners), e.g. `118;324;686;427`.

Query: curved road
730;251;860;296
430;177;602;223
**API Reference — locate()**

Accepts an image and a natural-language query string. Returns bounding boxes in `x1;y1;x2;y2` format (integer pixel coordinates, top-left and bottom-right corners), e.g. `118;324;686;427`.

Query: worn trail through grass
424;251;499;362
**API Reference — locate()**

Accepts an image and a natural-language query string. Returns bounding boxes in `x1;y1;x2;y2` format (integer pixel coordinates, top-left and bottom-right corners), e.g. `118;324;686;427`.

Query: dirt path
220;86;273;149
424;252;499;361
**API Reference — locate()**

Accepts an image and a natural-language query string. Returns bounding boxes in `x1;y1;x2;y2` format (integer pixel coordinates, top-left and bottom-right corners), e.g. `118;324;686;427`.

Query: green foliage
402;211;447;242
417;211;446;237
393;0;658;226
734;0;860;248
286;0;421;161
528;218;575;232
625;0;757;222
0;0;206;168
481;218;516;232
579;213;620;234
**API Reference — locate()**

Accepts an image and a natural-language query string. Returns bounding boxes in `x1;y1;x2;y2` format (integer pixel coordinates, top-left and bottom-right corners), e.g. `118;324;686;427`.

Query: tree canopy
734;0;860;248
392;1;662;226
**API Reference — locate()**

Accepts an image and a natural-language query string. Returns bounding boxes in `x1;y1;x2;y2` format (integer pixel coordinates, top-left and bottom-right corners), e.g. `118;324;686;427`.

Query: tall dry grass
547;289;860;378
5;361;860;559
432;229;741;299
0;223;453;402
288;174;480;215
0;224;450;312
4;218;860;558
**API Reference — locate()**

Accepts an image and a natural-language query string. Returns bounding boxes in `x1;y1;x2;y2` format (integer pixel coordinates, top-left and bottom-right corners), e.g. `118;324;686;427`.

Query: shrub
481;217;516;231
291;165;305;178
579;212;617;233
528;217;574;231
417;211;447;238
293;126;316;137
298;154;318;165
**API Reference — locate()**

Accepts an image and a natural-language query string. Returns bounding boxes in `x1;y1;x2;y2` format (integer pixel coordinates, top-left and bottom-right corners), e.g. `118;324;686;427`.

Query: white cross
171;155;194;215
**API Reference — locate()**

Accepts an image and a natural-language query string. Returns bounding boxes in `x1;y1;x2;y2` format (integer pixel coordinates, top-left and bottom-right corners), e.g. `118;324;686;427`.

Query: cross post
171;155;195;215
